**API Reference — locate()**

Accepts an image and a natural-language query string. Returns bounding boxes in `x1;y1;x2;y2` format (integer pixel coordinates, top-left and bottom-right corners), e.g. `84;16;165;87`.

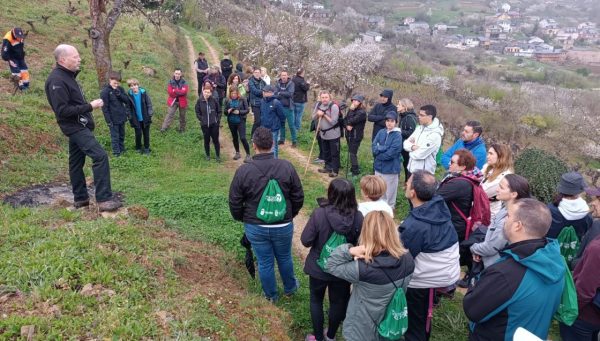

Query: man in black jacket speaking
229;127;304;302
45;44;121;212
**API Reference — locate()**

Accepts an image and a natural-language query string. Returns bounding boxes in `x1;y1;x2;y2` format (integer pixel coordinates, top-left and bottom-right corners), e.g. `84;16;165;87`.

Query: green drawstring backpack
557;225;579;267
317;232;347;271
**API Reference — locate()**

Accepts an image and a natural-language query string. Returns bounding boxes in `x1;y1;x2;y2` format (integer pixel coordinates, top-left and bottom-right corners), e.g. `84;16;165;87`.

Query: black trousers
317;134;324;160
134;121;151;150
405;287;432;341
402;149;411;183
346;137;362;175
201;124;220;157
250;105;261;139
68;129;112;202
309;276;350;341
228;120;250;154
322;137;340;173
108;123;125;155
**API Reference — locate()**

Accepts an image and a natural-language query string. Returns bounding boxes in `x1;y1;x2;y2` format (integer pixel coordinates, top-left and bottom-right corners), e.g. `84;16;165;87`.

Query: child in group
358;175;394;218
126;78;153;154
100;72;131;156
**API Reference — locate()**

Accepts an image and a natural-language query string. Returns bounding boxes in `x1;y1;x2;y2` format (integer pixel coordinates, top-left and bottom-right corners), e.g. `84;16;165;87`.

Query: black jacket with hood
368;89;397;140
301;198;364;281
229;153;304;225
344;106;367;142
45;64;95;136
292;75;310;103
400;110;418;140
100;84;131;125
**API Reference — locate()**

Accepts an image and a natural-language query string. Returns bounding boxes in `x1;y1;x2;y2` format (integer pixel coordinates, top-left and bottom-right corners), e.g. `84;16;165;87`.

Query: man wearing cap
2;27;29;90
259;85;286;158
571;186;600;268
547;171;593;242
367;89;396;141
344;94;367;177
313;90;341;177
372;111;403;209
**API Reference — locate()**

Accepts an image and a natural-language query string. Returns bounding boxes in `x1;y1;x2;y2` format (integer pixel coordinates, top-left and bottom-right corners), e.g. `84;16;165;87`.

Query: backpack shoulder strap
373;258;399;289
248;161;272;180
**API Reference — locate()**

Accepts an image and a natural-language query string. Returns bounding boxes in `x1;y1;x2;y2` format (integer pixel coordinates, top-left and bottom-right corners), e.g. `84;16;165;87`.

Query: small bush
514;148;568;203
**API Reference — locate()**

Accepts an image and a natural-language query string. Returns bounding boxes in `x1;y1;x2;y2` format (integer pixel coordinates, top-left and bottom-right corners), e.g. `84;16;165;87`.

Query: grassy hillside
0;1;298;339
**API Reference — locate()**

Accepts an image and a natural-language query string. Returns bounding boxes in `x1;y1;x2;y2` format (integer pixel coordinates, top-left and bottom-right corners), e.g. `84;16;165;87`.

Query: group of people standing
42;39;599;340
193;51;311;161
228;91;600;340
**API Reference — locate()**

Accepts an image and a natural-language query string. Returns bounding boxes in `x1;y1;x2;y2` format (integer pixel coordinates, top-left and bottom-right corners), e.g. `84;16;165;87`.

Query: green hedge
514;148;568;203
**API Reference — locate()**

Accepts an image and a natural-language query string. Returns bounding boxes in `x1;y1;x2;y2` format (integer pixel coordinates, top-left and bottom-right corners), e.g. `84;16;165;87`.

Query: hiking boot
233;152;241;160
291;142;297;148
205;155;210;161
312;158;324;164
244;155;252;163
73;199;90;209
143;148;151;155
318;168;332;173
305;335;317;341
97;200;123;212
329;172;338;178
160;128;167;133
278;140;284;145
216;156;222;163
178;128;185;133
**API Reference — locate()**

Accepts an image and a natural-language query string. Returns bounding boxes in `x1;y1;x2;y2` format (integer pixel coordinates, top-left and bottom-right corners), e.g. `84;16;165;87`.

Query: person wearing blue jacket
401;170;460;341
260;85;286;158
372;112;403;209
441;121;487;170
463;198;565;341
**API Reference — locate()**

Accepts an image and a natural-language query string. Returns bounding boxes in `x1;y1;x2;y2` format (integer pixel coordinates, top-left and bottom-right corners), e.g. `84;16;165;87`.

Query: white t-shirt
358;199;394;218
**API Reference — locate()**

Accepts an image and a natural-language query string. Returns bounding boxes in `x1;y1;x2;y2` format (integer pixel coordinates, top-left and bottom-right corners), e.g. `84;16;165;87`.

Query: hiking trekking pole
304;116;322;177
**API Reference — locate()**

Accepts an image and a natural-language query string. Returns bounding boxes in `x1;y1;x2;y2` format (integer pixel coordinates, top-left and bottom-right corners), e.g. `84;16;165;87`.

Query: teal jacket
463;238;565;341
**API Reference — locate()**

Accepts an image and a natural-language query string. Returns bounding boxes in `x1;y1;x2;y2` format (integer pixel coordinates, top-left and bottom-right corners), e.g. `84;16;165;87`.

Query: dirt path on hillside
185;33;315;260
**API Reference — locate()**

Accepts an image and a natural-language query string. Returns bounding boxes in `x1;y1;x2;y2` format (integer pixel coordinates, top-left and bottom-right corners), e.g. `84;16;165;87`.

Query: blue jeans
293;102;306;132
244;222;297;300
560;319;600;341
272;130;280;158
278;107;297;143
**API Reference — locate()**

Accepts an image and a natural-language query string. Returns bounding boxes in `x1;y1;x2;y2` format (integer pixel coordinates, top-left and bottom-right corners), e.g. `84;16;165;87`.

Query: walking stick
304;116;322;177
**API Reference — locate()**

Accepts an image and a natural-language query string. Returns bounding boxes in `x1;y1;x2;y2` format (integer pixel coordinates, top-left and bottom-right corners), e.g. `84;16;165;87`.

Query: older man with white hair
45;44;121;212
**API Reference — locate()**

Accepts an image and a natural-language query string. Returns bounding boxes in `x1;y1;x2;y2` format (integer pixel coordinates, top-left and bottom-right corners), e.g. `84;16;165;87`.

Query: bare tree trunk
89;0;125;86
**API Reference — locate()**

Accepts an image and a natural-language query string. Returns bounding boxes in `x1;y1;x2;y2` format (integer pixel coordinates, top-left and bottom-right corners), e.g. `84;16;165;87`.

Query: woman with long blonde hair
326;211;415;341
481;143;514;219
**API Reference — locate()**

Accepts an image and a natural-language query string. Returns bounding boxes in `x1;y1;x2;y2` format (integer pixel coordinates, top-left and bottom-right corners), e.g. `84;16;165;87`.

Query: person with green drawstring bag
325;211;415;341
301;178;363;341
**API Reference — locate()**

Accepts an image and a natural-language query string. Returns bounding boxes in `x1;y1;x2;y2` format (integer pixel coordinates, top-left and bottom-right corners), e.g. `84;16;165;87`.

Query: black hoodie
368;89;397;140
301;198;364;281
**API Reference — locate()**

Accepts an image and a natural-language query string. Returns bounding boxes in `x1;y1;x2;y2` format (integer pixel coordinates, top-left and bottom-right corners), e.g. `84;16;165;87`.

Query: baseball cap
12;27;24;39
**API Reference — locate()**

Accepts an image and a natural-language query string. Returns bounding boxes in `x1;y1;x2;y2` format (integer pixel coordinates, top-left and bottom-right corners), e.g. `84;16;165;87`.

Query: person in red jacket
161;68;189;133
559;234;600;340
